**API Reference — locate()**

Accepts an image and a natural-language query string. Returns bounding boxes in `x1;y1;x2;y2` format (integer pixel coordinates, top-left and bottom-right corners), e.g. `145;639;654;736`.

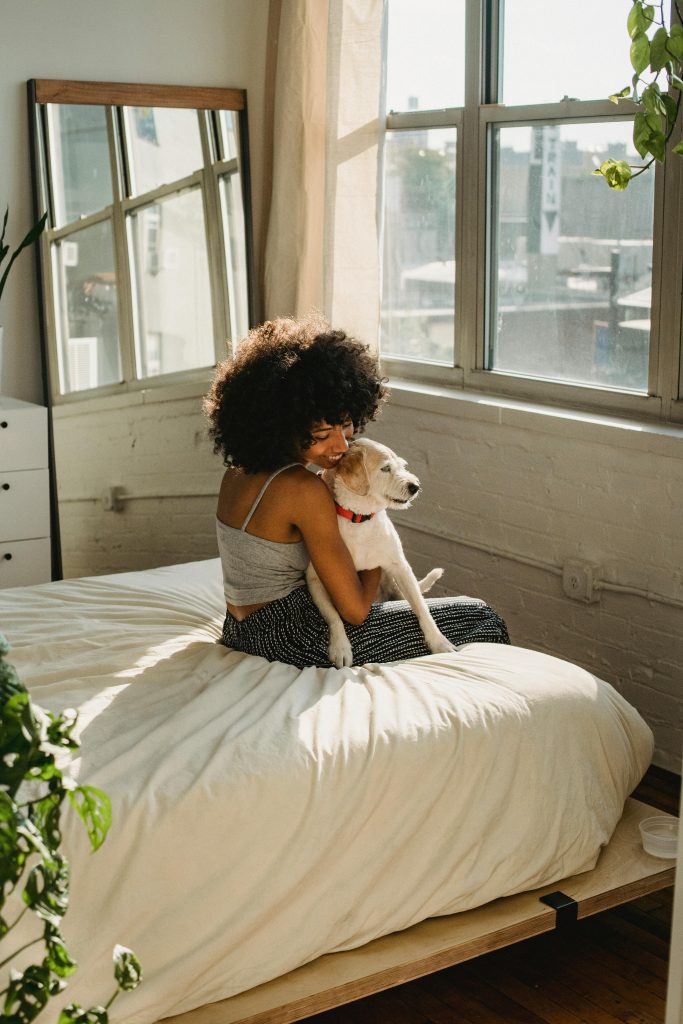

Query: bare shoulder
278;465;336;518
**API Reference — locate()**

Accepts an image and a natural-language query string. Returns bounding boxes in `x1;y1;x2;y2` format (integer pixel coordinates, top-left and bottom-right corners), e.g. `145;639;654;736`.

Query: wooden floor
302;767;681;1024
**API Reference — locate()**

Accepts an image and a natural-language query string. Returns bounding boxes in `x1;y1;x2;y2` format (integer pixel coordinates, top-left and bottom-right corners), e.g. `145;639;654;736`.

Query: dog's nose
407;482;420;495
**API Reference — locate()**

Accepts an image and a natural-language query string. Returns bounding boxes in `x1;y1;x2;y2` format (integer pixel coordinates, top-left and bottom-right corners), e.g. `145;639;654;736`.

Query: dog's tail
418;567;443;594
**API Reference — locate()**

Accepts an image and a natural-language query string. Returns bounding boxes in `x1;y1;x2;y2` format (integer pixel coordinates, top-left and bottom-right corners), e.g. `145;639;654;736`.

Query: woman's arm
292;473;381;625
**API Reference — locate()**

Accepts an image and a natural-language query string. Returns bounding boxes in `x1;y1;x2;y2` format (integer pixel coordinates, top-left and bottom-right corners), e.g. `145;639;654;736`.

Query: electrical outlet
562;560;600;603
102;486;125;512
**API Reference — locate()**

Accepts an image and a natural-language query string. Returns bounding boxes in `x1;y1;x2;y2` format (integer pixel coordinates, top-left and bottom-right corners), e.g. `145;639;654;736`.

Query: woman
204;314;509;668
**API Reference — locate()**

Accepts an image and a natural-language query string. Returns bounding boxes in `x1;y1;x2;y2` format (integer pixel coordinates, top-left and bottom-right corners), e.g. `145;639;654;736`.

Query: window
31;82;252;400
380;0;683;422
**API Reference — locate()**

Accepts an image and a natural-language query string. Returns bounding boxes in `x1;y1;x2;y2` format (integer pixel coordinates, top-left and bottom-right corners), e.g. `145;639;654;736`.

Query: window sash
35;100;244;403
379;1;683;424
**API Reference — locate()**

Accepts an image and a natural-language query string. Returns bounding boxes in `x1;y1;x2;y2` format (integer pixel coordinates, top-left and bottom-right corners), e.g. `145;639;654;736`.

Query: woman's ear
338;446;370;495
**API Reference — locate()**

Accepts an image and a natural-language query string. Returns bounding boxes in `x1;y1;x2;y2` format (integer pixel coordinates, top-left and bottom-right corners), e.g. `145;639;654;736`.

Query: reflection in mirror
30;80;254;399
28;81;255;580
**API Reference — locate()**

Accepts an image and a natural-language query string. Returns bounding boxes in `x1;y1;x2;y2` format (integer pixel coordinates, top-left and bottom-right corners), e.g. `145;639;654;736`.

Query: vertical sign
540;125;560;255
527;125;561;255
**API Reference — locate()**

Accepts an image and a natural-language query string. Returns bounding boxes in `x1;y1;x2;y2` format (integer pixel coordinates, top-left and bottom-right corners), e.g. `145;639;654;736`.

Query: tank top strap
241;463;301;531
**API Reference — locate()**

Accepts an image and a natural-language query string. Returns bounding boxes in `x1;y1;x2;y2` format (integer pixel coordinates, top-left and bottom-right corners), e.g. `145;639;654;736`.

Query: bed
0;558;664;1024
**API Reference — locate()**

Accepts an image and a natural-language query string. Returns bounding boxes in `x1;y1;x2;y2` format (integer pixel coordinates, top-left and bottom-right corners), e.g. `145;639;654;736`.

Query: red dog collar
335;503;375;524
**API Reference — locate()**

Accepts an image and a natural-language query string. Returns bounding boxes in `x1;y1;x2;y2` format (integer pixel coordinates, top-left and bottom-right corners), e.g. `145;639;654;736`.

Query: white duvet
0;558;653;1024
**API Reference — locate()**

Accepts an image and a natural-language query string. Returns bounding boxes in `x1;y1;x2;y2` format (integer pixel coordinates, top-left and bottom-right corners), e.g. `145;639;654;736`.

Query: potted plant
0;208;48;389
0;634;142;1023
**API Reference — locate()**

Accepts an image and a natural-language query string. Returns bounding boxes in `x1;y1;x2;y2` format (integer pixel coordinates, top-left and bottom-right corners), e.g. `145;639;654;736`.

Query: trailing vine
594;0;683;188
0;635;142;1024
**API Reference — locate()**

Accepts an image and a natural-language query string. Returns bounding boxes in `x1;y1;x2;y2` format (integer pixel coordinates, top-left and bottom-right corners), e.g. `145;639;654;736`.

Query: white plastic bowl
639;816;679;859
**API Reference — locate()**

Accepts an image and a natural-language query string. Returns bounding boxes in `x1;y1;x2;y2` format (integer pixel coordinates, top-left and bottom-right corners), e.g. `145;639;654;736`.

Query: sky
387;0;636;124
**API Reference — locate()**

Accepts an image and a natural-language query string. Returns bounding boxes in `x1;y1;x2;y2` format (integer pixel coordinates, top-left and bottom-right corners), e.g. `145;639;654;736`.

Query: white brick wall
371;385;683;772
53;382;683;770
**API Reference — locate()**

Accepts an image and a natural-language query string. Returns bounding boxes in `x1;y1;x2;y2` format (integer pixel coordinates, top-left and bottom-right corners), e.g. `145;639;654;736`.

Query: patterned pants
221;585;510;669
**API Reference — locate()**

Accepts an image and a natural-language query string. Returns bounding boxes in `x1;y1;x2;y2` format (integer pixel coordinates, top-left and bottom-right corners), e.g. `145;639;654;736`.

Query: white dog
305;438;457;667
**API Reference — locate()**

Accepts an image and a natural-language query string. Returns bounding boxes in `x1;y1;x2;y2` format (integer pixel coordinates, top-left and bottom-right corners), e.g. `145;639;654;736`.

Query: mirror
28;80;255;578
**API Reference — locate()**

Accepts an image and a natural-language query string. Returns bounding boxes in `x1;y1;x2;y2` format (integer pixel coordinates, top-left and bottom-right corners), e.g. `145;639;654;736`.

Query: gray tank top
216;463;309;605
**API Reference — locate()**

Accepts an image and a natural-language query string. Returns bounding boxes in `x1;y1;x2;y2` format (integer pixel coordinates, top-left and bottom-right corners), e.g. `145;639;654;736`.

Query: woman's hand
291;472;381;625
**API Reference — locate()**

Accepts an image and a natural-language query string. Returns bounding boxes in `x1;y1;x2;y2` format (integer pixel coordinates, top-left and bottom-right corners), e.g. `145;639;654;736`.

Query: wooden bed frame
159;798;676;1024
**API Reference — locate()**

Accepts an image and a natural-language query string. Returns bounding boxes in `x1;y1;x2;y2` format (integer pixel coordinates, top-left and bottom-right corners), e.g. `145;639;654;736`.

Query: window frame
29;79;255;406
379;1;683;425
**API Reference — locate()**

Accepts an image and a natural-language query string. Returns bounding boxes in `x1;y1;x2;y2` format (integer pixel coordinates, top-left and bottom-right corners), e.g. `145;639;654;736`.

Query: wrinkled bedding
0;558;653;1024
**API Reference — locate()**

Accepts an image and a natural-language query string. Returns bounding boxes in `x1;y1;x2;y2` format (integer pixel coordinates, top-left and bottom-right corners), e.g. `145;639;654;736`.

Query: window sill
52;375;213;419
386;377;683;457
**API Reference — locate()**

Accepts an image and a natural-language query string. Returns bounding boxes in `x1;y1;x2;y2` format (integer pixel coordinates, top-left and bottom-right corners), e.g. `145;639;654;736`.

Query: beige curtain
263;0;384;350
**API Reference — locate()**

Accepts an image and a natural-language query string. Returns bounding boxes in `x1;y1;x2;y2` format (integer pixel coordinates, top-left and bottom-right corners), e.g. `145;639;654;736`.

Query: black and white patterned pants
221;585;510;669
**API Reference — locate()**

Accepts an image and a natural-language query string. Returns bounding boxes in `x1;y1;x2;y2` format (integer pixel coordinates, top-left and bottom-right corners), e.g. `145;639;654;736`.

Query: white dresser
0;396;51;588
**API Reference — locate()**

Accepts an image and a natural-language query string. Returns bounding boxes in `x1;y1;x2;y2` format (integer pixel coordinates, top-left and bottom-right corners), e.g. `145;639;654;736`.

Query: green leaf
671;74;683;90
3;963;52;1023
44;922;79;978
30;792;64;852
667;26;683;61
631;32;651;73
661;92;678;126
650;27;671;71
594;158;633;190
642;84;665;117
46;708;79;750
22;857;70;926
628;1;655;38
0;211;48;302
672;140;683;154
59;1003;108;1024
609;86;632;103
68;785;111;851
647;128;666;161
113;945;143;992
633;111;653;156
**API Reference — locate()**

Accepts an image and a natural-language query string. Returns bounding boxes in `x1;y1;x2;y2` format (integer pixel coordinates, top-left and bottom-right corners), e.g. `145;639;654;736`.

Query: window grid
36;104;242;402
380;0;683;424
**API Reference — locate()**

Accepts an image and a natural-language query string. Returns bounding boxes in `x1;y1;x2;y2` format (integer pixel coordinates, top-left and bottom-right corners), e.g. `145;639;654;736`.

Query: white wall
0;0;270;403
371;387;683;772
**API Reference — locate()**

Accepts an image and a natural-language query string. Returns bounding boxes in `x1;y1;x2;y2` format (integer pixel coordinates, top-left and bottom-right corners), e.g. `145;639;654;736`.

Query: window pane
219;173;249;341
218;110;239;162
47;104;112;227
52;221;121;393
381;128;456;365
489;122;654;392
124;107;203;196
386;0;465;112
128;189;214;377
502;0;633;104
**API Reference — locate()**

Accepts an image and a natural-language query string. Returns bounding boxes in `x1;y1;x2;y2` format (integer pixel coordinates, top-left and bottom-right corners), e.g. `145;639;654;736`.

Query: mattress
0;558;653;1024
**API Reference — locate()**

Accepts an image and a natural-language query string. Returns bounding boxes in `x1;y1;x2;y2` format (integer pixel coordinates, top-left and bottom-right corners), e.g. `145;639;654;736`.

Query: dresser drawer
0;404;48;471
0;537;51;588
0;469;50;541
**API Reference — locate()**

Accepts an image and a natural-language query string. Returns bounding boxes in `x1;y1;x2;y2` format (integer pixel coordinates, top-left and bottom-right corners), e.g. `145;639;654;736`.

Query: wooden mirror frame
27;79;255;579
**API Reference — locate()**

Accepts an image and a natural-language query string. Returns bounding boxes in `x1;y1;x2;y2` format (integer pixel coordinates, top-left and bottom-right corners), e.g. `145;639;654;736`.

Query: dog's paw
426;631;457;656
328;633;354;669
418;567;444;594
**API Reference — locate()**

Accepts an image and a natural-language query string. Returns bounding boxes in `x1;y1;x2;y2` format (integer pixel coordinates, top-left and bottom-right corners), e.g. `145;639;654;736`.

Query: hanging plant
595;0;683;189
0;635;142;1023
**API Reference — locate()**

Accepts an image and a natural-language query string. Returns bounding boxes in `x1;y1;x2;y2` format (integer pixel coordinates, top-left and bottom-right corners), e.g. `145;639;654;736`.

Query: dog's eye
380;465;391;473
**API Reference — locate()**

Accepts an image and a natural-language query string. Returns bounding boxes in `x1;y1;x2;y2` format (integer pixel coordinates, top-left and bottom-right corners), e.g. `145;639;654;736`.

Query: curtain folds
263;0;384;350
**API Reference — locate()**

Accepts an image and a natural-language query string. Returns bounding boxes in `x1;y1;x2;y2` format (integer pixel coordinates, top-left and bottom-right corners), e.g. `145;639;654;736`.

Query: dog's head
332;438;421;512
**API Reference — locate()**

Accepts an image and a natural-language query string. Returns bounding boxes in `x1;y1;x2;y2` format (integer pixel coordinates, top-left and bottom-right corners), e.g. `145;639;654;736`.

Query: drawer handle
3;553;11;561
0;421;7;429
1;483;9;491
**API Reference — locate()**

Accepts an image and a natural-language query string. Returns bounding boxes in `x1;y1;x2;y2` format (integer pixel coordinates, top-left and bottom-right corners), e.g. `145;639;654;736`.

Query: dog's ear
339;446;370;495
